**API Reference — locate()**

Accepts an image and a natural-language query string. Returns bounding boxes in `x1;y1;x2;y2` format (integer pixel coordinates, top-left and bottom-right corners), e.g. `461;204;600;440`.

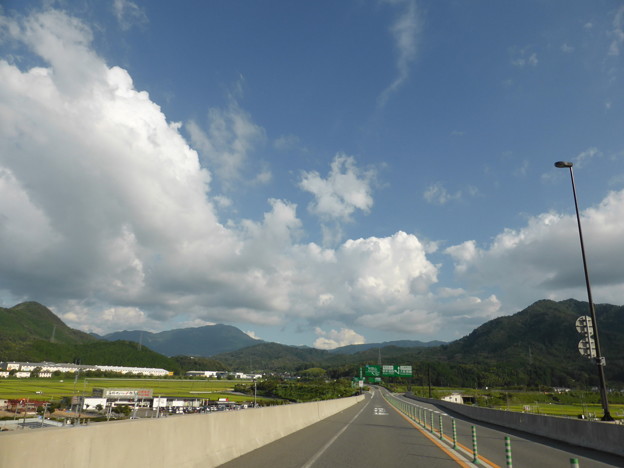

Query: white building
94;365;170;377
185;370;223;378
185;370;263;379
0;361;170;377
441;393;464;404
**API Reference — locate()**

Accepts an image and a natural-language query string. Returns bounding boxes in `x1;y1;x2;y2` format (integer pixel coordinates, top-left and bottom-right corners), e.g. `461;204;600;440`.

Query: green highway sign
383;365;412;377
362;364;412;378
363;365;381;377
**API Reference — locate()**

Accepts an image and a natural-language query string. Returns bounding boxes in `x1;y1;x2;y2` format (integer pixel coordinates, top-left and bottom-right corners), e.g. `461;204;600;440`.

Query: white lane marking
300;395;371;468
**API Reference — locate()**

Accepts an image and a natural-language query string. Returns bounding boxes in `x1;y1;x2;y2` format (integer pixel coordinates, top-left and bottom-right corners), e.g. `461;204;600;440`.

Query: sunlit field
495;403;624;419
0;378;264;402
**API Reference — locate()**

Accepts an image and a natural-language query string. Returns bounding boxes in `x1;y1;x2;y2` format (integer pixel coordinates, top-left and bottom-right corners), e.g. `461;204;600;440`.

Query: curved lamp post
554;161;613;421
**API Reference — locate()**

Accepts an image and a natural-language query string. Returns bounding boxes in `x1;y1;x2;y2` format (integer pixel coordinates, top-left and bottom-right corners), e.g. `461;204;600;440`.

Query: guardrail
385;393;591;468
403;392;624;458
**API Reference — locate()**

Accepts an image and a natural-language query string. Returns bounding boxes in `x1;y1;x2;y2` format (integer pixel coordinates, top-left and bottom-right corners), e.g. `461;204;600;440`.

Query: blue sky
1;0;624;349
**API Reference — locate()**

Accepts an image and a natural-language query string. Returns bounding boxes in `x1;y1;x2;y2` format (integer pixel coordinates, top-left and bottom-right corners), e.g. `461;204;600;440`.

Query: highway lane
395;392;624;467
219;388;472;468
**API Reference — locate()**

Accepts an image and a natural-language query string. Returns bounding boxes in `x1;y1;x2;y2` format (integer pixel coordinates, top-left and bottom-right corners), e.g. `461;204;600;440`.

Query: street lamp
554;161;613;421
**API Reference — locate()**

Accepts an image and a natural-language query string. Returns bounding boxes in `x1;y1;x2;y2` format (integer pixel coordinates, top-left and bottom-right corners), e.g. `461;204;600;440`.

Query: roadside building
441;393;464;404
185;370;263;379
92;388;154;409
0;361;170;377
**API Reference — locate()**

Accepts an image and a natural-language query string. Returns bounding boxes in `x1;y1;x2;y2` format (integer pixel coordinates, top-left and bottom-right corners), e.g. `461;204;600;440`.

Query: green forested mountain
0;302;181;373
2;299;624;388
0;301;97;361
214;299;624;388
214;342;332;372
0;301;96;345
103;324;261;357
171;355;229;372
329;339;445;354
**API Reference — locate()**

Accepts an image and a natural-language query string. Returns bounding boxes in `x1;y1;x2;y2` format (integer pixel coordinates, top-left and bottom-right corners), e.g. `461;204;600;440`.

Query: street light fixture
554;161;613;421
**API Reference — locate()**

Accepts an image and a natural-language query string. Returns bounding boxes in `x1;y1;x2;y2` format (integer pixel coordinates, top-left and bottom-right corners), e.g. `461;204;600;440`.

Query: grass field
494;403;624;419
0;378;267;402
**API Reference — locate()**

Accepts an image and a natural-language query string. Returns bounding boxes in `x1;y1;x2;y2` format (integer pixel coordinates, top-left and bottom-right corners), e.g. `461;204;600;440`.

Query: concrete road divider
0;395;365;468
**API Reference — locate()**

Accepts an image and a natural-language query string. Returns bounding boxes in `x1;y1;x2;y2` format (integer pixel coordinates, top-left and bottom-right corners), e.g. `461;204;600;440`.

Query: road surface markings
300;396;371;468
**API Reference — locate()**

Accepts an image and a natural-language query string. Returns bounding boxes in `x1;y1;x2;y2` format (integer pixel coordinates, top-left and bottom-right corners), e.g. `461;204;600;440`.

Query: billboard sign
93;388;153;399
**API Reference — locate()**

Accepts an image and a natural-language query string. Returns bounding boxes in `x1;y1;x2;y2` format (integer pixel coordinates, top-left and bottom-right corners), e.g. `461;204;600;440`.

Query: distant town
0;361;262;380
0;360;265;427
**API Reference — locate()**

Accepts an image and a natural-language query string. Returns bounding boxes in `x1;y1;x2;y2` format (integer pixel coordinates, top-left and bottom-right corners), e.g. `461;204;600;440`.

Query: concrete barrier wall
405;393;624;457
0;395;365;468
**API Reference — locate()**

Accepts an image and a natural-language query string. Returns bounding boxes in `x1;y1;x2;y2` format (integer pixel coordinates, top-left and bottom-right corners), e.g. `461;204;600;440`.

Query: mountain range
102;325;262;357
1;299;623;387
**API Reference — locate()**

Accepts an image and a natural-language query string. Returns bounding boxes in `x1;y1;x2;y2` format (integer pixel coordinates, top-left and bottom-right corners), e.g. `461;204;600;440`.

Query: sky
0;1;623;350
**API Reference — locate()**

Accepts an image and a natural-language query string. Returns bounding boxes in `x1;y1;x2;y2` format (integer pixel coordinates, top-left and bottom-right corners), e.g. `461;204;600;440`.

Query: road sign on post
575;316;593;335
576;315;597;359
578;337;596;358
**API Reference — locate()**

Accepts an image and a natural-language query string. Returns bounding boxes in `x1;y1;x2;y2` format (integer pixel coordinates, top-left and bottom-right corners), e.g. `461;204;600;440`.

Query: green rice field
0;378;265;402
493;403;624;419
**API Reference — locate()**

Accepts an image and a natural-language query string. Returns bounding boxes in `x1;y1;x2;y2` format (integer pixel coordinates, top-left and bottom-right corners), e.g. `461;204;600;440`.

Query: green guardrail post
452;418;457;449
570;458;580;468
471;425;479;464
504;436;512;467
439;414;444;440
430;410;434;433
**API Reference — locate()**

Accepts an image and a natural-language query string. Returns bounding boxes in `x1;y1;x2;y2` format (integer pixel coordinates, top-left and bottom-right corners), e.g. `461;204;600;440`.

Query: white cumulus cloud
313;327;365;350
0;8;524;343
445;190;624;310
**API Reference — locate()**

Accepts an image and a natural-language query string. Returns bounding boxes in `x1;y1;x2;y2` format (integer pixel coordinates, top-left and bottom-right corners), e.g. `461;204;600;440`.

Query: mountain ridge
103;324;262;357
2;299;623;387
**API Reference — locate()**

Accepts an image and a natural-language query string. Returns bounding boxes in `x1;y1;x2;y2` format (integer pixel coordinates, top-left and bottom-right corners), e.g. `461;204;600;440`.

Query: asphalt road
220;388;624;468
220;388;474;468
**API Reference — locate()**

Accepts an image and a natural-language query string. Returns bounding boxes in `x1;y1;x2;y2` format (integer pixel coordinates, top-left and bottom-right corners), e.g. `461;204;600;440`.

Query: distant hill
0;302;181;373
331;339;446;355
2;299;624;387
0;301;96;346
0;301;97;361
353;299;624;387
442;299;624;363
103;324;261;357
213;299;624;387
213;342;332;371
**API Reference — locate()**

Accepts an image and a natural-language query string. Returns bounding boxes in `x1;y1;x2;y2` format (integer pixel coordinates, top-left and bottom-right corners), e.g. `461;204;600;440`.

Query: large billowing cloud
445;190;624;310
0;9;460;340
